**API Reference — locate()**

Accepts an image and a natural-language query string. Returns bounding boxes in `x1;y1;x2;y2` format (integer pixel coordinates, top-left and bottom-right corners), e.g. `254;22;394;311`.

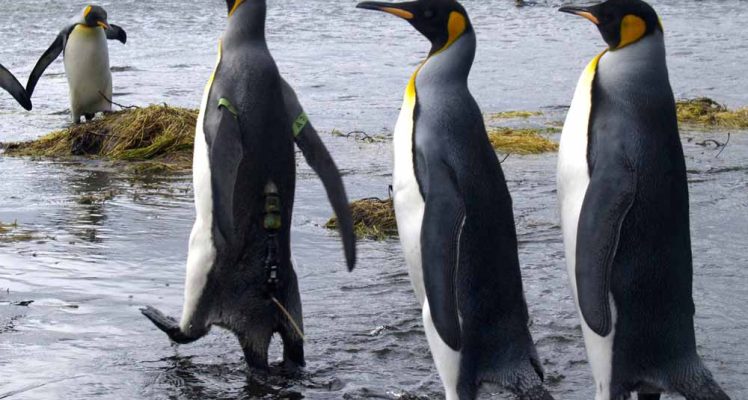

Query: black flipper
26;29;70;98
280;79;356;271
421;158;464;351
140;306;200;344
106;24;127;44
0;64;32;110
576;157;636;336
209;97;244;244
638;393;660;400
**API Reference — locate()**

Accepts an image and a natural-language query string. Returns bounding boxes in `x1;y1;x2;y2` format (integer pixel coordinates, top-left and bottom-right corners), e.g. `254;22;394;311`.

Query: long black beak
356;1;416;20
559;5;600;25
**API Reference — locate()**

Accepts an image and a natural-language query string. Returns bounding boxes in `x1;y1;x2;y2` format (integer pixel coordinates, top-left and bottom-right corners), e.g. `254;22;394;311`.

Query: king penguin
557;1;731;399
25;5;126;123
357;1;553;399
140;0;356;371
0;63;31;110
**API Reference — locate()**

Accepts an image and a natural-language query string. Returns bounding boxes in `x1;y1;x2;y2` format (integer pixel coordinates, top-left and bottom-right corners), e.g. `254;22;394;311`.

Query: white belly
558;52;617;400
392;91;426;306
392;77;461;399
179;43;221;331
64;25;112;121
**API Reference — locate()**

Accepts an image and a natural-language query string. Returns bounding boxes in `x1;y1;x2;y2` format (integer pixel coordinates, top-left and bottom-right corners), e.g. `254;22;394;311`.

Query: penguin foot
140;305;198;344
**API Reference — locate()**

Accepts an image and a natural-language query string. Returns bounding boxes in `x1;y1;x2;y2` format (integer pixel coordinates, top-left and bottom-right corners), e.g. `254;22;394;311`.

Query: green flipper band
218;97;238;117
292;112;309;137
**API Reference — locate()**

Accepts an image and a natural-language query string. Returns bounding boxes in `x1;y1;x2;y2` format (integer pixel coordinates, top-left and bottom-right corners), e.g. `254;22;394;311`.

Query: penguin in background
0;63;31;110
25;5;126;123
140;0;357;370
557;1;731;399
357;1;553;399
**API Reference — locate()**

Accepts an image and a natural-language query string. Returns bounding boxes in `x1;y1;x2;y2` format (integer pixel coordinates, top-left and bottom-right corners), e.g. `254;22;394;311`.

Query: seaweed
326;197;398;240
0;221;35;243
676;98;748;129
487;127;559;155
3;105;198;169
485;110;543;120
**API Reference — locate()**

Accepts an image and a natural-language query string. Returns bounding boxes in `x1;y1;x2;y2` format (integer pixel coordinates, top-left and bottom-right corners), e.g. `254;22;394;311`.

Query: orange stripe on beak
379;7;414;20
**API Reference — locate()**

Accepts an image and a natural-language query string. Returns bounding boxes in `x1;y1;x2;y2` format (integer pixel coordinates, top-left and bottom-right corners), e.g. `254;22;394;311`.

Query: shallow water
0;1;746;399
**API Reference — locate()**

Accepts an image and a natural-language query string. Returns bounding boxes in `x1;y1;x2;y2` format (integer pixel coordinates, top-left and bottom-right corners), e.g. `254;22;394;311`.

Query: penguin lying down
141;0;356;370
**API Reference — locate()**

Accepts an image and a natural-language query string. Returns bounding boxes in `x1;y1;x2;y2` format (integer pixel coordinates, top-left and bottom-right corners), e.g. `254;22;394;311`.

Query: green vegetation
3;105;198;169
487;127;559;155
325;197;398;240
676;98;748;129
486;110;543;120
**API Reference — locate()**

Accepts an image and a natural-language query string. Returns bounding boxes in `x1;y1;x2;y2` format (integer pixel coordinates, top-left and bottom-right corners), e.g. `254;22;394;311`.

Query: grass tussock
326;197;398;240
486;110;543;120
3;105;198;169
676;98;748;129
488;127;559;155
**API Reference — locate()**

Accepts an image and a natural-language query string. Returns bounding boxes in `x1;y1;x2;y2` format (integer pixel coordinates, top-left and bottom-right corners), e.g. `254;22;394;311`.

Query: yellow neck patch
585;50;607;78
207;41;223;90
618;14;646;49
229;0;245;17
404;12;468;104
84;5;92;18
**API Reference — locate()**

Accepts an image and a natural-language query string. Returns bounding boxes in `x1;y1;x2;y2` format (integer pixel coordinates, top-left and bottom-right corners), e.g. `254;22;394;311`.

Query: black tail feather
673;360;731;400
140;306;202;345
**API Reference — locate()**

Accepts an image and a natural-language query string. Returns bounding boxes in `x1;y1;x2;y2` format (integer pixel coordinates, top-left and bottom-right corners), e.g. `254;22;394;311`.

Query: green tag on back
292;112;309;137
218;98;238;117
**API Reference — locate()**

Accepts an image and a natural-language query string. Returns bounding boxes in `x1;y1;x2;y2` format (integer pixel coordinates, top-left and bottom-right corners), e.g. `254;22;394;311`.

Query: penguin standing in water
140;0;356;370
357;1;552;399
25;5;126;123
557;1;731;399
0;63;31;110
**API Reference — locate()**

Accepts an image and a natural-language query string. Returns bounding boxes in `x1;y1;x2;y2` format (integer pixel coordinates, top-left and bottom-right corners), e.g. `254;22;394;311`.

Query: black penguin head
559;0;662;50
82;5;110;29
357;0;472;55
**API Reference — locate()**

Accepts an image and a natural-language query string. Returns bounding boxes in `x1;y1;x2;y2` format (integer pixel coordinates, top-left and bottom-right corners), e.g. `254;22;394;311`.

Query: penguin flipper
207;97;244;242
26;29;69;98
421;159;464;351
280;78;356;271
0;64;32;110
576;158;636;337
106;24;127;44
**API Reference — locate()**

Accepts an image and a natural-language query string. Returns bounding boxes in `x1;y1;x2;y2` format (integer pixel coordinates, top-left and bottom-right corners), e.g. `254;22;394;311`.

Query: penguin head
559;0;662;50
81;5;110;29
357;0;472;55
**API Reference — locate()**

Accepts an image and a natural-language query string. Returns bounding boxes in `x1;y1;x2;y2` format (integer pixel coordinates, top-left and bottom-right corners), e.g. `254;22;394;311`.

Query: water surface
1;1;746;399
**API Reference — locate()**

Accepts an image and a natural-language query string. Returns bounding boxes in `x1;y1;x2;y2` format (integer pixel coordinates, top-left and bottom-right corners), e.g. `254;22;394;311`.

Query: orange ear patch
445;12;467;49
84;5;93;18
618;14;646;49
